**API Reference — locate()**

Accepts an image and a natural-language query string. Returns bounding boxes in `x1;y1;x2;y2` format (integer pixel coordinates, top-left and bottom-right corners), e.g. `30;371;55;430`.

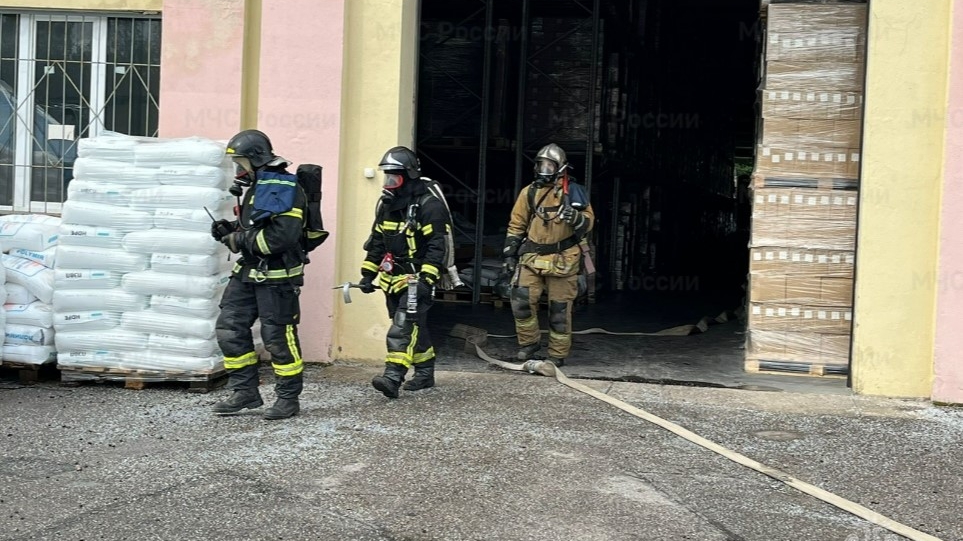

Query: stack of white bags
55;133;234;375
0;214;61;365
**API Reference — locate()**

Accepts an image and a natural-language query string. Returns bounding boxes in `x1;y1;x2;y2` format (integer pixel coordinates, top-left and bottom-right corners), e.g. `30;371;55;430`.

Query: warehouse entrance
416;0;818;389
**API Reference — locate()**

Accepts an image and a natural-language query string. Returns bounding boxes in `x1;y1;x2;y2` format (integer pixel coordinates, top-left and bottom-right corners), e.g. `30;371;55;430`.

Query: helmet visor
383;171;405;190
232;156;254;177
535;159;558;176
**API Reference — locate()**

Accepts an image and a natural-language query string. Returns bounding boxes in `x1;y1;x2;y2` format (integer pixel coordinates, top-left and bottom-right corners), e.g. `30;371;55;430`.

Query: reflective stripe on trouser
216;277;304;382
512;266;578;359
384;281;434;368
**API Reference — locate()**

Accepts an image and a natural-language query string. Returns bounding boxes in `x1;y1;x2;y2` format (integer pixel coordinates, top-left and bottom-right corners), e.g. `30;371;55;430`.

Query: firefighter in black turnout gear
211;130;307;420
359;146;448;398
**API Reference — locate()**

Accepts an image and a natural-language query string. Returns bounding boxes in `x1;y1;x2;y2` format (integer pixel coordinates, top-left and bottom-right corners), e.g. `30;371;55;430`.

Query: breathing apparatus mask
533;158;561;187
379;168;407;202
230;156;256;197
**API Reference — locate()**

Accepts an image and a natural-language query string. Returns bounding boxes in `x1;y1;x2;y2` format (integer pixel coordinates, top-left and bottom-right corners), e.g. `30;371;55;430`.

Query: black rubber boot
263;398;300;420
516;342;542;361
372;363;407;399
402;359;435;391
548;357;565;368
263;374;303;420
213;365;262;415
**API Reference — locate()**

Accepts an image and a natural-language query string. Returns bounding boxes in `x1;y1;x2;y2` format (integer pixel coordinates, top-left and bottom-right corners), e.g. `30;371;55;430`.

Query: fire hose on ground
450;322;945;541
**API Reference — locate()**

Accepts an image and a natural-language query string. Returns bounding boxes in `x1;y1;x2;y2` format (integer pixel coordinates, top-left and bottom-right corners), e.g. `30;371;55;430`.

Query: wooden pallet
59;366;228;393
0;361;60;384
745;358;848;379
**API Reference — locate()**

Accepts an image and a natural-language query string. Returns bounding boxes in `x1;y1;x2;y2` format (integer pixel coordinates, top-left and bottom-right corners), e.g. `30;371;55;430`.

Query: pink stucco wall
157;0;246;138
157;0;344;362
934;0;963;404
257;0;344;362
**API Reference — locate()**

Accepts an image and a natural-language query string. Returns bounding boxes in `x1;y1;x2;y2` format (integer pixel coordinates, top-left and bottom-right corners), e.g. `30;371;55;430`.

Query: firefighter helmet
226;129;276;169
378;146;421;181
533;143;568;185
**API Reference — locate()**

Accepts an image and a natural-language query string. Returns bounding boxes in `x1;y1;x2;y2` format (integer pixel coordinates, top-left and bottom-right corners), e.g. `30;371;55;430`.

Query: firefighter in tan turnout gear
503;143;595;367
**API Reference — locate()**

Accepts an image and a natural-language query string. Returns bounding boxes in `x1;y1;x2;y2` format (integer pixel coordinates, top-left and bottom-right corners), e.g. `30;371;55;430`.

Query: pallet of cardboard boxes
747;1;867;377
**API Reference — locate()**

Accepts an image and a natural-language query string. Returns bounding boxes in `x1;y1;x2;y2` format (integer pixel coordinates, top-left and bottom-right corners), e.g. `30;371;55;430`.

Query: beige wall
851;0;951;397
332;0;419;363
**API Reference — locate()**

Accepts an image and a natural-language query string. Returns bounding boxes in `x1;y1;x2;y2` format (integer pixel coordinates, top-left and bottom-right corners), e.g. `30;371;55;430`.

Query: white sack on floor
132;138;226;168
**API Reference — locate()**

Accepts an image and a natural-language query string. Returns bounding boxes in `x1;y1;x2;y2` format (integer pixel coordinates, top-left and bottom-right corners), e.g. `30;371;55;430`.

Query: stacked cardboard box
747;2;867;376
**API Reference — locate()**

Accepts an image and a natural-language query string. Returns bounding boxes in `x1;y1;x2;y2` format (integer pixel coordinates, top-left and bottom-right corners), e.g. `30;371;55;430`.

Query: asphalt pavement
1;363;960;541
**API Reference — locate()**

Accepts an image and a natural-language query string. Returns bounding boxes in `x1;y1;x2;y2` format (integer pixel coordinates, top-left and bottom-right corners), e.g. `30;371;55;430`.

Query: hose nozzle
522;360;557;377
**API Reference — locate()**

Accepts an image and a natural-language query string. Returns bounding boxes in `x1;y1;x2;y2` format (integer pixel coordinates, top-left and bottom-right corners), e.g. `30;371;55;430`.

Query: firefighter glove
559;205;579;225
221;232;241;254
358;275;376;294
211;219;234;241
503;256;518;277
419;273;437;288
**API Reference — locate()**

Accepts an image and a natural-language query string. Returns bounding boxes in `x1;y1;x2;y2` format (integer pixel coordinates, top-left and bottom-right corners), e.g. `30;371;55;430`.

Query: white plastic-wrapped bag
2;254;55;304
67;180;136;205
121;352;221;372
4;323;54;346
121;230;222;255
0;215;60;251
56;246;149;273
133;137;225;167
9;247;57;269
150;295;220;319
3;344;56;365
122;270;230;298
155;164;228;188
55;329;148;352
57;350;124;369
54;269;123;290
147;333;220;357
0;284;6;304
53;310;122;332
72;157;156;185
57;224;126;249
121;310;216;339
152;205;234;233
130;186;232;211
53;289;148;312
61;201;153;231
77;134;141;160
4;284;36;305
150;252;233;277
3;301;55;328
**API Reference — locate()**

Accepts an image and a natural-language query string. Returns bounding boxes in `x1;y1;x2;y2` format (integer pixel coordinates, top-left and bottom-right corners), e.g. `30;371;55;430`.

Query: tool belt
519;236;579;255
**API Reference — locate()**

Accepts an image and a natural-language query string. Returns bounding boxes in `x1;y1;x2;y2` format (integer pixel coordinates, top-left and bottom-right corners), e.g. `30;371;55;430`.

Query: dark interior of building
417;0;837;390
